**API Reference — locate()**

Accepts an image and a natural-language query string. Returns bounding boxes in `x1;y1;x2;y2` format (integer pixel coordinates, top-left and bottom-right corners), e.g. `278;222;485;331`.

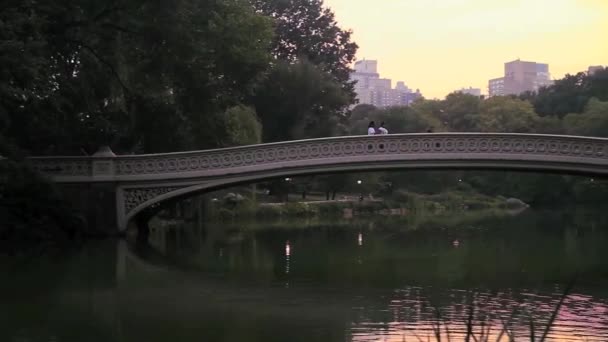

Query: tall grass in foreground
406;279;576;342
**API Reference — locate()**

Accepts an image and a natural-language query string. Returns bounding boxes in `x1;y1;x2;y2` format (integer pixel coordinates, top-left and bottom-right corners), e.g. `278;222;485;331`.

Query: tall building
488;78;505;96
456;87;482;97
588;65;605;75
351;60;422;107
488;59;553;96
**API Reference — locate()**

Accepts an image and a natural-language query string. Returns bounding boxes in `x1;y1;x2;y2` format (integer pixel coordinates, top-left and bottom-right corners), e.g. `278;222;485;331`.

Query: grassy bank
201;189;528;222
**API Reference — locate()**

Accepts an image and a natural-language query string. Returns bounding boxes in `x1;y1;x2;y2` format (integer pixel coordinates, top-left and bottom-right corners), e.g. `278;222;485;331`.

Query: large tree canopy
346;104;443;135
251;0;358;102
254;59;351;142
563;98;608;138
1;0;274;155
528;67;608;118
2;0;360;155
478;97;538;133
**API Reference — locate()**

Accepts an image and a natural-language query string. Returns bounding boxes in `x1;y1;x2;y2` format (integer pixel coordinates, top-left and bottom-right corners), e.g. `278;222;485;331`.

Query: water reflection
285;240;291;283
2;208;608;341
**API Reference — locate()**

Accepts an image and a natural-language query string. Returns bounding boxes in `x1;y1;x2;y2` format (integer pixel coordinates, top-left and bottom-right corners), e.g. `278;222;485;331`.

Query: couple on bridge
367;121;388;135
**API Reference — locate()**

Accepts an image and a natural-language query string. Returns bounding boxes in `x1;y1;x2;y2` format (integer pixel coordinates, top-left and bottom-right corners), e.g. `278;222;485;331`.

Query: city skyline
324;0;608;99
351;60;422;107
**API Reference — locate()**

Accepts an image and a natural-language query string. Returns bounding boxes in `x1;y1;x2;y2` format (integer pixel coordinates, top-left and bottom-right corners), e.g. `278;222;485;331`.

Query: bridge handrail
22;133;608;179
25;133;608;159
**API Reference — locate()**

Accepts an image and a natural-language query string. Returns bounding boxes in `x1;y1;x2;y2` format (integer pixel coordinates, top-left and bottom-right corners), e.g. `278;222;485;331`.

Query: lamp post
284;177;292;202
357;180;363;201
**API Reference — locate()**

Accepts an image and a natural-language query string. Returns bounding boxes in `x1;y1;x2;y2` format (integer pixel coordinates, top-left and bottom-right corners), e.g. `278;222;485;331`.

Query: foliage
254;59;351;142
440;92;482;131
478;96;538;132
223;105;263;147
533;115;564;134
2;0;361;155
0;157;81;241
251;0;359;102
528;67;608;117
1;0;274;155
347;104;443;135
563;98;608;137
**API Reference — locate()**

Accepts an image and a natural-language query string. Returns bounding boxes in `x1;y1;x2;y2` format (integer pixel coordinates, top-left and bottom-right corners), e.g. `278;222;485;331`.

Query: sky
323;0;608;99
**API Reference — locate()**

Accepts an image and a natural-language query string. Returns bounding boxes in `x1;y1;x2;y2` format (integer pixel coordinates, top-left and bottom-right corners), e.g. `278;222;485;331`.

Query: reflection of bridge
29;133;608;232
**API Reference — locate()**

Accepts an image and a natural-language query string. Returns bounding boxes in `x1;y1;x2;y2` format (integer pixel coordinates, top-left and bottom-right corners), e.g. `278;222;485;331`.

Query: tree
531;68;608;118
1;0;274;155
478;97;538;132
533;116;564;135
350;104;378;122
252;0;358;103
224;105;263;147
440;92;482;131
124;0;273;151
563;98;608;137
347;104;443;135
254;59;350;142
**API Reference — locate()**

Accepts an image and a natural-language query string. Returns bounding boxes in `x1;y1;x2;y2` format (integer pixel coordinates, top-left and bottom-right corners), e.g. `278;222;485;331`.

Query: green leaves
347;104;443;136
252;0;358;101
1;0;276;154
254;59;350;142
224;105;262;147
563;98;608;138
478;96;538;133
530;67;608;117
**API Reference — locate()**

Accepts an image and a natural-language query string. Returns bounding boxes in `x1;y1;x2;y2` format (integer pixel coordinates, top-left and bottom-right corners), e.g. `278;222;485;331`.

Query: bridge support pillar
61;146;121;235
59;183;119;236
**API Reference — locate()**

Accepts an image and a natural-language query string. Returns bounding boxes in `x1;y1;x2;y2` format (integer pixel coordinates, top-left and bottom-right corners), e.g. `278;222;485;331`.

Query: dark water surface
2;208;608;341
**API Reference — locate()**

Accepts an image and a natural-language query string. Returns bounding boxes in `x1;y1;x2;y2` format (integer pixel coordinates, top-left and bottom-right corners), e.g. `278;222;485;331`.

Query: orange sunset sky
323;0;608;99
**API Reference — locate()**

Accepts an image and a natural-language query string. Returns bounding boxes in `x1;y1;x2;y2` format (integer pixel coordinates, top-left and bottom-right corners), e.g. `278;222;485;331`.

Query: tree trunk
326;191;330;200
332;190;337;200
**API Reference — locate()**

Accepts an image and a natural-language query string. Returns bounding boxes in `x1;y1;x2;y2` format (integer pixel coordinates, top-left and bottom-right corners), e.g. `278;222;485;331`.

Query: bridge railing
29;156;93;178
24;133;608;182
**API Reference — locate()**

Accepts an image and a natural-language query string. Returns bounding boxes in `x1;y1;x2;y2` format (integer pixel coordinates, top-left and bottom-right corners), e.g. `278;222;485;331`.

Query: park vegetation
1;0;608;238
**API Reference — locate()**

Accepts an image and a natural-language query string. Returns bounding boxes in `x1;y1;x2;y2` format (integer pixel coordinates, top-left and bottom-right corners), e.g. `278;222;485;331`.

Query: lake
2;208;608;341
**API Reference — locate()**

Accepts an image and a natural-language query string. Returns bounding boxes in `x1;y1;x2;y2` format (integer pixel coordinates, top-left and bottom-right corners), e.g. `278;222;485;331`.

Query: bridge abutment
59;183;119;236
53;146;122;235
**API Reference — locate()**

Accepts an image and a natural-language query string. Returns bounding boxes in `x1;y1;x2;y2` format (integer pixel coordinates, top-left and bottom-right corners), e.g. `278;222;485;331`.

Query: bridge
27;133;608;233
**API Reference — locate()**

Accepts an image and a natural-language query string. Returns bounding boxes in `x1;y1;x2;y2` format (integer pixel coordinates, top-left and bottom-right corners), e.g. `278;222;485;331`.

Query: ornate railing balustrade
29;133;608;183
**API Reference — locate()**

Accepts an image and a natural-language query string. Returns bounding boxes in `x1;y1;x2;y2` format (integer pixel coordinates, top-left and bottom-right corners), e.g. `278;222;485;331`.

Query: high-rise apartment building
488;78;505;96
588;65;605;75
456;87;482;97
488;59;553;96
351;60;422;107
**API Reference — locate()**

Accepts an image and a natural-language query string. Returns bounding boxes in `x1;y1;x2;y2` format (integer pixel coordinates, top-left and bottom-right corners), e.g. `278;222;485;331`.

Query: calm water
2;208;608;342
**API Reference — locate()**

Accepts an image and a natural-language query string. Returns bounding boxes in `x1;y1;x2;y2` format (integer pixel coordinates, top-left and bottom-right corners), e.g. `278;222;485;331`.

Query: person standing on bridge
367;121;376;135
378;122;388;135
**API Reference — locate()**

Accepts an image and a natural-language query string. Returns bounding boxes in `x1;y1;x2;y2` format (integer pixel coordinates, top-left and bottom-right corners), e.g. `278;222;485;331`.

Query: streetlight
284;178;292;202
357;180;363;201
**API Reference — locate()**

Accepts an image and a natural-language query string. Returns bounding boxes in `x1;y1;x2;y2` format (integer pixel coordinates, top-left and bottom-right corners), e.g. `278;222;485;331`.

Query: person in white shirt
367;121;376;135
378;122;388;135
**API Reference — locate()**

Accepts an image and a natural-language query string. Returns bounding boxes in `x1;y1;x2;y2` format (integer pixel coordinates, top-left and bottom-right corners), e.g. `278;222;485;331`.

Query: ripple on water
350;288;608;342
